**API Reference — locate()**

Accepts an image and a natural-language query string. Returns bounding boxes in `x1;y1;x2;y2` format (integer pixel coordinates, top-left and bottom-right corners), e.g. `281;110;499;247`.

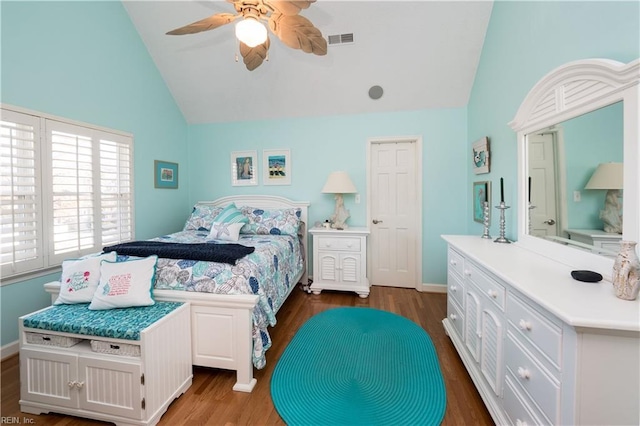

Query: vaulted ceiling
123;1;493;124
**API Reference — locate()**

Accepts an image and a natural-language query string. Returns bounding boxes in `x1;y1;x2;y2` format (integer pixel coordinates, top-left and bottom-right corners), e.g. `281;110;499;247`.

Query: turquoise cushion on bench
22;302;184;341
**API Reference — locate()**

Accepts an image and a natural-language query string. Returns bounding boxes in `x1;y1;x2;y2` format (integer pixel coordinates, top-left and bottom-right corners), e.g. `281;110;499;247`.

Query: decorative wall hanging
472;137;490;174
154;160;178;189
473;181;490;223
231;150;258;186
263;149;291;185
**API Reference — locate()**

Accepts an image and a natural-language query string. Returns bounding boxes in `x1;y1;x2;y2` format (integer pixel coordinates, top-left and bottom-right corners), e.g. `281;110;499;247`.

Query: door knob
543;219;556;225
372;219;383;224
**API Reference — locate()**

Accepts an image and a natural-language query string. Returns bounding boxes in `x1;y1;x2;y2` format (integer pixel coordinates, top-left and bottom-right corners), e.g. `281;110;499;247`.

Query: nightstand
565;228;622;256
309;227;370;298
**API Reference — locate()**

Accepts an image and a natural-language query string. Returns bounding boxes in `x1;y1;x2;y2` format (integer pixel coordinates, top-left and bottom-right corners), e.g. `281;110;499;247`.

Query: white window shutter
100;135;133;246
46;120;97;263
0;111;44;276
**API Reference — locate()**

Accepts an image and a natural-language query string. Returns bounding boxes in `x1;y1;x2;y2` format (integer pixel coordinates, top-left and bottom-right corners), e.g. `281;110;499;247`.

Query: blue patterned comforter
140;230;303;369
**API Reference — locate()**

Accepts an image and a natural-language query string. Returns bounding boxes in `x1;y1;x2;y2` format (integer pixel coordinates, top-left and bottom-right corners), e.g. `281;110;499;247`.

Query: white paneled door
528;132;559;237
368;138;421;288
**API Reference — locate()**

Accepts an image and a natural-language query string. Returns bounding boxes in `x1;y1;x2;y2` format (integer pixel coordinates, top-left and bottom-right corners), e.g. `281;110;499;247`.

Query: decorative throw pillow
208;222;244;242
240;207;302;235
88;255;157;310
183;204;224;231
54;252;118;305
213;203;249;224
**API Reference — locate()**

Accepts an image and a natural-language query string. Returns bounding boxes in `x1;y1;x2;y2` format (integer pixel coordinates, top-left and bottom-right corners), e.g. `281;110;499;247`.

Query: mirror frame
509;58;639;277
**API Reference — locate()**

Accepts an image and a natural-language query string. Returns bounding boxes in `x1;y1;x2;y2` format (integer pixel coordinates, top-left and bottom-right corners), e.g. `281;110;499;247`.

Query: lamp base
330;194;350;230
600;189;623;234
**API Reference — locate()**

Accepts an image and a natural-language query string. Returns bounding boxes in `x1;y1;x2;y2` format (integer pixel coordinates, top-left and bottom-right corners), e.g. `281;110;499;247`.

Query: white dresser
565;228;622;256
442;235;639;426
309;227;370;298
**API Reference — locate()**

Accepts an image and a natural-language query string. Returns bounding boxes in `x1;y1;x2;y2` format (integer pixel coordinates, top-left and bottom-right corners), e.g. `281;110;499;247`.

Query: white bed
45;195;310;392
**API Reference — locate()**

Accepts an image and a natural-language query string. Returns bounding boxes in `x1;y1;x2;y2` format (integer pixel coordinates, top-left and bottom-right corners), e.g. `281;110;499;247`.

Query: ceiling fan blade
166;13;238;35
240;37;271;71
269;13;327;56
266;0;315;16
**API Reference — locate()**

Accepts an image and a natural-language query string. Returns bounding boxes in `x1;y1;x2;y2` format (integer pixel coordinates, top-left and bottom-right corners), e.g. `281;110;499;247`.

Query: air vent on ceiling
327;33;354;46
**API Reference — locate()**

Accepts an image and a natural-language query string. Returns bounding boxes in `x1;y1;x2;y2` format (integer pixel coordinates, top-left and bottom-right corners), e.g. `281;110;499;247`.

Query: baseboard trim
1;340;19;361
420;283;447;293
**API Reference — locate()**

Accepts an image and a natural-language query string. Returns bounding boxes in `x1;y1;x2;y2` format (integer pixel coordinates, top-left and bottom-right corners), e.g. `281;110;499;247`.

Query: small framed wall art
473;181;490;223
472;136;490;174
263;149;291;185
154;160;178;189
231;150;258;186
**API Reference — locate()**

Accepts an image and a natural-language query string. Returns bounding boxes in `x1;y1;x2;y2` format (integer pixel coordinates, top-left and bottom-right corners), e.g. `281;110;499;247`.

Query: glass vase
612;241;640;301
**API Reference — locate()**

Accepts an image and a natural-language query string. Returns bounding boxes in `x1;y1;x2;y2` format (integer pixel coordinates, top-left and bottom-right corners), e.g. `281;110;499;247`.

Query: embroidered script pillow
88;255;157;310
54;252;118;305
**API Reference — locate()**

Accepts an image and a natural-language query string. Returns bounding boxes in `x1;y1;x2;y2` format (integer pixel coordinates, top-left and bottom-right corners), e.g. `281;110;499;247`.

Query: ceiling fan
166;0;327;71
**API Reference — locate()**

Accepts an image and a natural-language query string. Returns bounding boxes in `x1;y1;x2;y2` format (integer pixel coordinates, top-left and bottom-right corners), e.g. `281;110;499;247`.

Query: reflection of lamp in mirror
585;162;623;233
322;171;357;230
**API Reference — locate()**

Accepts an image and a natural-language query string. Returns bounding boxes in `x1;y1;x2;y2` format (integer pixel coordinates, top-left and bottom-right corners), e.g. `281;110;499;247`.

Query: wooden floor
1;286;493;425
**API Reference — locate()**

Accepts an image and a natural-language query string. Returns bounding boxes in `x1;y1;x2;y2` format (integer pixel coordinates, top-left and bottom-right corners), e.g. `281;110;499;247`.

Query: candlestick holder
528;203;536;234
481;201;492;239
494;202;511;244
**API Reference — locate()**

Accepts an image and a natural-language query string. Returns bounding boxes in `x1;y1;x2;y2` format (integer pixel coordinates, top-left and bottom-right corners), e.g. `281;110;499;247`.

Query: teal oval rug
271;307;446;425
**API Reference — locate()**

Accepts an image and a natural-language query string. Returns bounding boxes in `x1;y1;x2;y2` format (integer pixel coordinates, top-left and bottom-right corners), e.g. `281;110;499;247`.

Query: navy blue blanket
103;241;255;265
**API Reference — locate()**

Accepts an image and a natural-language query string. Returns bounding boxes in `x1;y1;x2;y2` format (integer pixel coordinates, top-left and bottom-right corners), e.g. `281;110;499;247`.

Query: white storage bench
19;302;192;426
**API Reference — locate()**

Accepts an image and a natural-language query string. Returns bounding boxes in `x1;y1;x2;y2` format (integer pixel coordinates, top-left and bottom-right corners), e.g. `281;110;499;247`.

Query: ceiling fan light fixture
235;17;267;48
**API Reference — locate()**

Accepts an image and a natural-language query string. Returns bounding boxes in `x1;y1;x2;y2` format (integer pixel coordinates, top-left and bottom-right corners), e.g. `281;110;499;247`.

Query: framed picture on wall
263;149;291;185
154;160;178;189
472;136;490;174
231;150;258;186
473;181;490;223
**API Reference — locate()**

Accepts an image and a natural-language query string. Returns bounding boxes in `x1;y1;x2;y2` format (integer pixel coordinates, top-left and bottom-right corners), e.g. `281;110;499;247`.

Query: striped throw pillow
213;203;249;224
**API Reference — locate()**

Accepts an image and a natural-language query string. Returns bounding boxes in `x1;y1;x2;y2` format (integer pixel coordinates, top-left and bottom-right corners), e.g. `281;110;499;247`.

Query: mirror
526;102;623;257
510;58;639;277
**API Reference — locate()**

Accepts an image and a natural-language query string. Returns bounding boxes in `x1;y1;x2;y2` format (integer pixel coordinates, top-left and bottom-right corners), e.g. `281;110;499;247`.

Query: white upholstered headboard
195;195;311;284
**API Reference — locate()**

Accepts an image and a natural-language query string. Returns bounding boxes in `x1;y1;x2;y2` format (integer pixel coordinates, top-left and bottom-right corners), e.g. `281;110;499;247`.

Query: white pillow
54;252;118;305
208;221;244;242
88;255;157;310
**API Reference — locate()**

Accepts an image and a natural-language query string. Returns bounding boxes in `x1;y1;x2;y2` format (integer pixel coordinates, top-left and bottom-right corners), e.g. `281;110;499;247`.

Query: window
1;107;134;280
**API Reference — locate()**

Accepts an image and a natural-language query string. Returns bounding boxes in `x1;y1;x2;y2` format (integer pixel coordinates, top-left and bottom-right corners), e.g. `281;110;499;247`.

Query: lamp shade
322;171;357;194
585;162;623;190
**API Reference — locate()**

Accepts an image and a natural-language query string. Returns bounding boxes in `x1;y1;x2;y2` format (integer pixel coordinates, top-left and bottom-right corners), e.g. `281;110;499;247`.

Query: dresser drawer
507;294;562;367
447;271;465;308
448;248;465;277
466;262;506;311
504;375;547;426
316;236;361;252
506;332;559;424
447;299;465;340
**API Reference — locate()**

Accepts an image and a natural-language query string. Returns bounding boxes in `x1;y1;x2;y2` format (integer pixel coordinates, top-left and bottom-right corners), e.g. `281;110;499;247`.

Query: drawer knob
517;367;531;380
449;313;457;321
516;420;529;426
464;270;471;277
68;381;77;388
324;243;332;247
75;381;85;389
451;285;457;292
518;319;532;331
487;289;498;299
346;242;353;248
450;260;457;266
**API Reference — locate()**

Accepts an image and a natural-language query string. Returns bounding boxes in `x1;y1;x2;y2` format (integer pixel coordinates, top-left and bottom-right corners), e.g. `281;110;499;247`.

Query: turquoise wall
564;103;624;229
467;0;640;238
188;109;469;285
0;1;188;347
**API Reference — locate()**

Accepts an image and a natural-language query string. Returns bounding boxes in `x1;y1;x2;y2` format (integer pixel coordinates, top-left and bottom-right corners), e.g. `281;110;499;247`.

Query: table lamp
322;171;357;230
584;162;623;233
